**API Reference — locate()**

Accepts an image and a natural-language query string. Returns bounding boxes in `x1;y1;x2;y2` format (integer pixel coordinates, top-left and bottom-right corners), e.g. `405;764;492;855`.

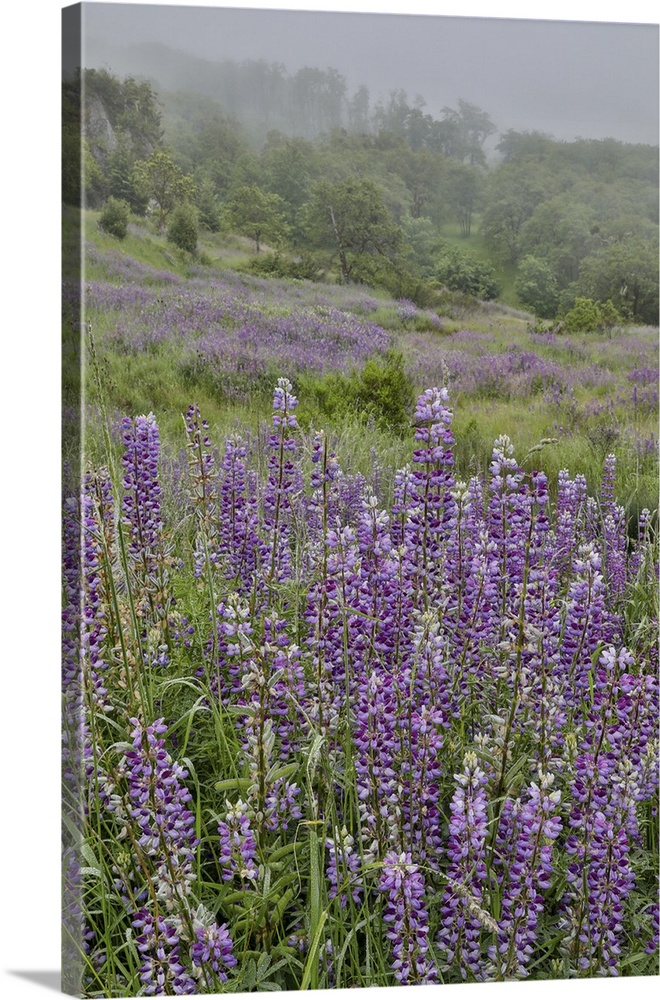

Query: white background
1;1;657;998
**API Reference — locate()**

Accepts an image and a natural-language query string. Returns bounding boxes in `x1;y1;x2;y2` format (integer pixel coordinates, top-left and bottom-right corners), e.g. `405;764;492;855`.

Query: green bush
243;251;324;282
600;299;624;329
299;350;416;435
356;351;416;432
167;201;199;254
434;244;501;300
562;296;603;333
98;197;130;239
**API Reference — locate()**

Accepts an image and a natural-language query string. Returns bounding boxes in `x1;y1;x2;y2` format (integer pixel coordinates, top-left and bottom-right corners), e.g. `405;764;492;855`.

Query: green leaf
504;753;529;788
265;761;299;785
270;886;296;927
215;777;251;794
620;951;652;969
268;842;299;864
300;910;328;991
81;841;100;869
225;704;256;718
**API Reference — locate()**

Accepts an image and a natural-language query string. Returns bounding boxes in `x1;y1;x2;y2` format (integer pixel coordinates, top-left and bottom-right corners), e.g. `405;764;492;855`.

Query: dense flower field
63;378;659;995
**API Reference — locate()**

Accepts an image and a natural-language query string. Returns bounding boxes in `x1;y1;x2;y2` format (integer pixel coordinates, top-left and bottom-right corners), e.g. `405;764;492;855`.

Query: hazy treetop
77;3;658;145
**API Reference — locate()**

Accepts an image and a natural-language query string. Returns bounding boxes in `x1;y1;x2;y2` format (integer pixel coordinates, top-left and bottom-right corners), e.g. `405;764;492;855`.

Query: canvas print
62;2;659;995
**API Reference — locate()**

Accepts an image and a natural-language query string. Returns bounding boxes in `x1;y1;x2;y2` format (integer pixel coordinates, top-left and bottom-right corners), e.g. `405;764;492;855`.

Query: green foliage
519;197;595;287
242;251;325;282
481;162;548;265
98;197;130;240
83;68;162;155
560;296;623;334
193;173;222;232
571;237;659;325
300;351;416;434
68;69;164;210
439;98;496;166
562;297;604;333
223;185;290;253
599;299;624;329
401;217;443;278
107;138;150;215
514;255;559;318
167;201;199;254
434;243;501;300
303;177;404;284
133;149;196;230
261;133;318;228
445;161;483;236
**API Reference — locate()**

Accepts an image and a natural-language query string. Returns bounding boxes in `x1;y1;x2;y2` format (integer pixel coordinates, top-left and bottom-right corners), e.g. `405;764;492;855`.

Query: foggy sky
78;2;659;145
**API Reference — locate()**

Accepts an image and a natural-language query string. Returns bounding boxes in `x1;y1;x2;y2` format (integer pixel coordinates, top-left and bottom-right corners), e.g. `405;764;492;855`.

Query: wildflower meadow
64;327;659;993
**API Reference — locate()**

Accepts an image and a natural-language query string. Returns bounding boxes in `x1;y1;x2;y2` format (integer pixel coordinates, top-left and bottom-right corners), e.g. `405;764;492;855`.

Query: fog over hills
79;4;659;146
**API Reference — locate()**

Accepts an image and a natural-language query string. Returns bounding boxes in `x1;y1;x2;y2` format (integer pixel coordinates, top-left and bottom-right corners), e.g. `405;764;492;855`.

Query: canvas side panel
62;4;84;997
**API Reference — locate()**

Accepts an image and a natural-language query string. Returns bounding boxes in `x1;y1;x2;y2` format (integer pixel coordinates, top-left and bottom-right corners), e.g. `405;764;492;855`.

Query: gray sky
77;1;659;144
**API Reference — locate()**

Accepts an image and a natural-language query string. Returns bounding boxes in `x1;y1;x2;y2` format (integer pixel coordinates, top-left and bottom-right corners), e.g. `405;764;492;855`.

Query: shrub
562;297;603;333
243;251;325;282
434;244;501;300
600;299;624;330
167;201;199;254
356;351;417;432
300;350;416;435
98;197;130;239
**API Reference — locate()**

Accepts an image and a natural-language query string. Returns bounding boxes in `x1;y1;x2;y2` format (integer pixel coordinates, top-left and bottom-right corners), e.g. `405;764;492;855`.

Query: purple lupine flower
218;799;259;883
263;616;308;756
132;908;196;995
577;646;658;834
628;507;655;582
644;890;659;956
205;595;255;701
399;702;447;865
403;386;456;607
190;915;237;981
123;718;198;909
558;543;613;707
553;469;588;588
81;470;115;712
121;413;165;585
261;377;299;588
490;772;562;978
486;435;534;602
354;669;401;855
183;403;217;579
307;431;340;528
326;826;362;908
304;519;361;740
396;298;418;324
598;454;628;605
217;434;264;589
566;808;635;976
264;777;303;831
378;850;437;984
437;751;492;980
561;741;637;977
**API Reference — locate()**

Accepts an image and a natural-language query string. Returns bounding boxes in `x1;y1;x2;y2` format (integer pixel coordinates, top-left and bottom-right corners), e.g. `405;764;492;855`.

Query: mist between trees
64;62;658;325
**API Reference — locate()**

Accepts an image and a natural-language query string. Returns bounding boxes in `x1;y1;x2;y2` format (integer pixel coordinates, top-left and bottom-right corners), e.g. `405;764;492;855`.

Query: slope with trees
66;63;658;325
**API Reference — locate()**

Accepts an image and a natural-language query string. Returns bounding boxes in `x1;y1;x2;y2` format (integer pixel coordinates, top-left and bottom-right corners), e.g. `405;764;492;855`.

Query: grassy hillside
70;206;658;520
